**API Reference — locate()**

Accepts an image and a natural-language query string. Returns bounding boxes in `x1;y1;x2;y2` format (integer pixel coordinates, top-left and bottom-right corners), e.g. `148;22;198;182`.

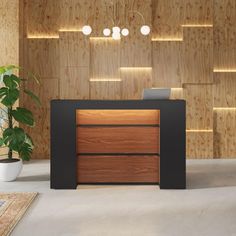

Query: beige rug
0;192;37;236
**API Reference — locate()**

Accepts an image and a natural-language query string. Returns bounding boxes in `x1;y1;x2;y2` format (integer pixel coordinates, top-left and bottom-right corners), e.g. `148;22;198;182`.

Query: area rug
0;192;37;236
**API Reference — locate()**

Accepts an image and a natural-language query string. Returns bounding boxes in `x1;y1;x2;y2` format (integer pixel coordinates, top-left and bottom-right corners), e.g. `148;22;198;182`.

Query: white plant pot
0;159;23;182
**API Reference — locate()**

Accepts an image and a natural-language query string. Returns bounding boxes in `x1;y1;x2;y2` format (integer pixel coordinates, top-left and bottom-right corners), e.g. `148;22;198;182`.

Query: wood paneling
59;31;89;67
187;131;213;159
60;67;89;99
90;38;120;79
77;127;159;154
152;41;182;87
214;110;236;158
27;0;60;37
184;84;213;130
121;69;152;99
76;109;160;125
214;73;236;107
27;39;59;77
77;155;159;183
90;81;121;100
181;27;213;84
214;0;236;69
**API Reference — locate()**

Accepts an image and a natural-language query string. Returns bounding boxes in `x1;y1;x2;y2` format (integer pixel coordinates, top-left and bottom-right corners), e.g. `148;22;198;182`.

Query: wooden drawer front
77;127;159;154
77;109;160;125
77;155;159;183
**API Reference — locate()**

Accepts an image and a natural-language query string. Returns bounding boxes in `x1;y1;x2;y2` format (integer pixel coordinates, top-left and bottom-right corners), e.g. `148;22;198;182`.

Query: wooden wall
19;0;236;159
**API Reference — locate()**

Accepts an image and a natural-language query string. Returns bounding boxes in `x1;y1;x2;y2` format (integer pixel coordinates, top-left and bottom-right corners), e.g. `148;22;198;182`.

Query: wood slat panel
59;31;89;67
214;73;236;107
182;0;213;25
214;0;236;69
77;155;159;183
27;0;60;37
184;84;213;129
152;41;182;87
90;38;120;79
90;81;121;100
27;39;59;77
121;69;152;99
181;27;213;84
187;131;213;159
60;67;89;99
76;110;160;125
152;0;183;40
214;110;236;158
77;127;159;154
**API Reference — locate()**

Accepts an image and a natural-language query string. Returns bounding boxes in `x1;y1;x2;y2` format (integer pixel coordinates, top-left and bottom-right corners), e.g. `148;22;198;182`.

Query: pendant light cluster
81;1;151;40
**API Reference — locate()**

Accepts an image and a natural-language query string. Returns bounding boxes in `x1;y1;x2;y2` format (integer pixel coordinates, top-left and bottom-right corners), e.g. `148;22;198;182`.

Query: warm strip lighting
90;78;122;82
90;37;114;40
171;88;183;90
152;38;183;42
182;24;213;27
186;130;213;132
213;69;236;72
27;35;59;39
120;67;152;70
213;107;236;110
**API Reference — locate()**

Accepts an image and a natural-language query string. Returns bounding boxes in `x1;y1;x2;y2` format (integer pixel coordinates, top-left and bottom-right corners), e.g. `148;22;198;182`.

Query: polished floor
1;159;236;236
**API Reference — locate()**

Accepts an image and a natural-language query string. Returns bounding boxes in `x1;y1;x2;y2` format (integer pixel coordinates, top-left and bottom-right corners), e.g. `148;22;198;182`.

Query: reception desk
50;100;186;189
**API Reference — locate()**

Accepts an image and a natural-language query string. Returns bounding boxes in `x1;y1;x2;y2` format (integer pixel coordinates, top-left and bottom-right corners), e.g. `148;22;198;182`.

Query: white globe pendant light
112;26;121;33
103;28;111;36
140;25;151;35
121;28;129;36
112;32;121;40
82;25;92;35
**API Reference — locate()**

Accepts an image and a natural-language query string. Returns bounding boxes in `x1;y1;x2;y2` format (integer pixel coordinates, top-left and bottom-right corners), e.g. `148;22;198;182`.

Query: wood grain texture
181;27;213;84
120;0;152;67
152;41;182;87
121;69;152;99
76;109;160;125
27;39;59;77
0;0;19;65
77;127;159;154
214;73;236;107
152;0;183;40
187;131;213;159
77;155;159;183
214;0;236;69
90;81;121;100
59;31;89;67
182;0;213;25
60;67;89;99
184;84;213;130
214;110;236;158
27;0;60;37
90;38;120;79
170;89;184;100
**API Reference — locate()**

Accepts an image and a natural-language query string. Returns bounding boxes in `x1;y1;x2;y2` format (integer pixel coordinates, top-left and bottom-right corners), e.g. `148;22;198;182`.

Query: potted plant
0;65;40;181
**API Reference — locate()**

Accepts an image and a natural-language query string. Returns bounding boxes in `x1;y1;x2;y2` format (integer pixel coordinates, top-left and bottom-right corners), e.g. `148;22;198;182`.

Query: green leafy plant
0;65;40;161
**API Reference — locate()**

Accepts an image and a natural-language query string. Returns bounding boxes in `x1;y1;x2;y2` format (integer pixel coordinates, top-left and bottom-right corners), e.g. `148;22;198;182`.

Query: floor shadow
187;160;236;189
16;174;50;182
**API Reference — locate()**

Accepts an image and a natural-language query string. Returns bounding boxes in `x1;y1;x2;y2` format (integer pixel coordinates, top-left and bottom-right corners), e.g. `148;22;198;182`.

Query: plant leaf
11;107;34;126
24;89;41;106
0;88;19;107
19;142;33;161
3;74;20;89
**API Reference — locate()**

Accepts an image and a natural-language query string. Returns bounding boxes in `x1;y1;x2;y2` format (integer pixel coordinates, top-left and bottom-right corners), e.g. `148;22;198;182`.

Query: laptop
142;88;171;100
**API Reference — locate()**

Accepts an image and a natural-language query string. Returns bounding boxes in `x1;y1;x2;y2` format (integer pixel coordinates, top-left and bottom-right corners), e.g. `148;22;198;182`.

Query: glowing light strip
186;130;213;132
182;24;213;27
120;67;152;70
213;107;236;110
213;69;236;72
27;35;59;39
171;88;183;90
152;38;183;42
90;78;122;82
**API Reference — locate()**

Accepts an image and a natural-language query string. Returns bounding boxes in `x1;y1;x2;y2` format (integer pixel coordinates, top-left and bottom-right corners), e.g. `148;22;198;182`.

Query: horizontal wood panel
77;127;159;154
77;155;159;183
76;110;160;125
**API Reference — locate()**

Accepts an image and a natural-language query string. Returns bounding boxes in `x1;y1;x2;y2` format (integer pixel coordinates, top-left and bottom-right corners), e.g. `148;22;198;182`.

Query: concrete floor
1;160;236;236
